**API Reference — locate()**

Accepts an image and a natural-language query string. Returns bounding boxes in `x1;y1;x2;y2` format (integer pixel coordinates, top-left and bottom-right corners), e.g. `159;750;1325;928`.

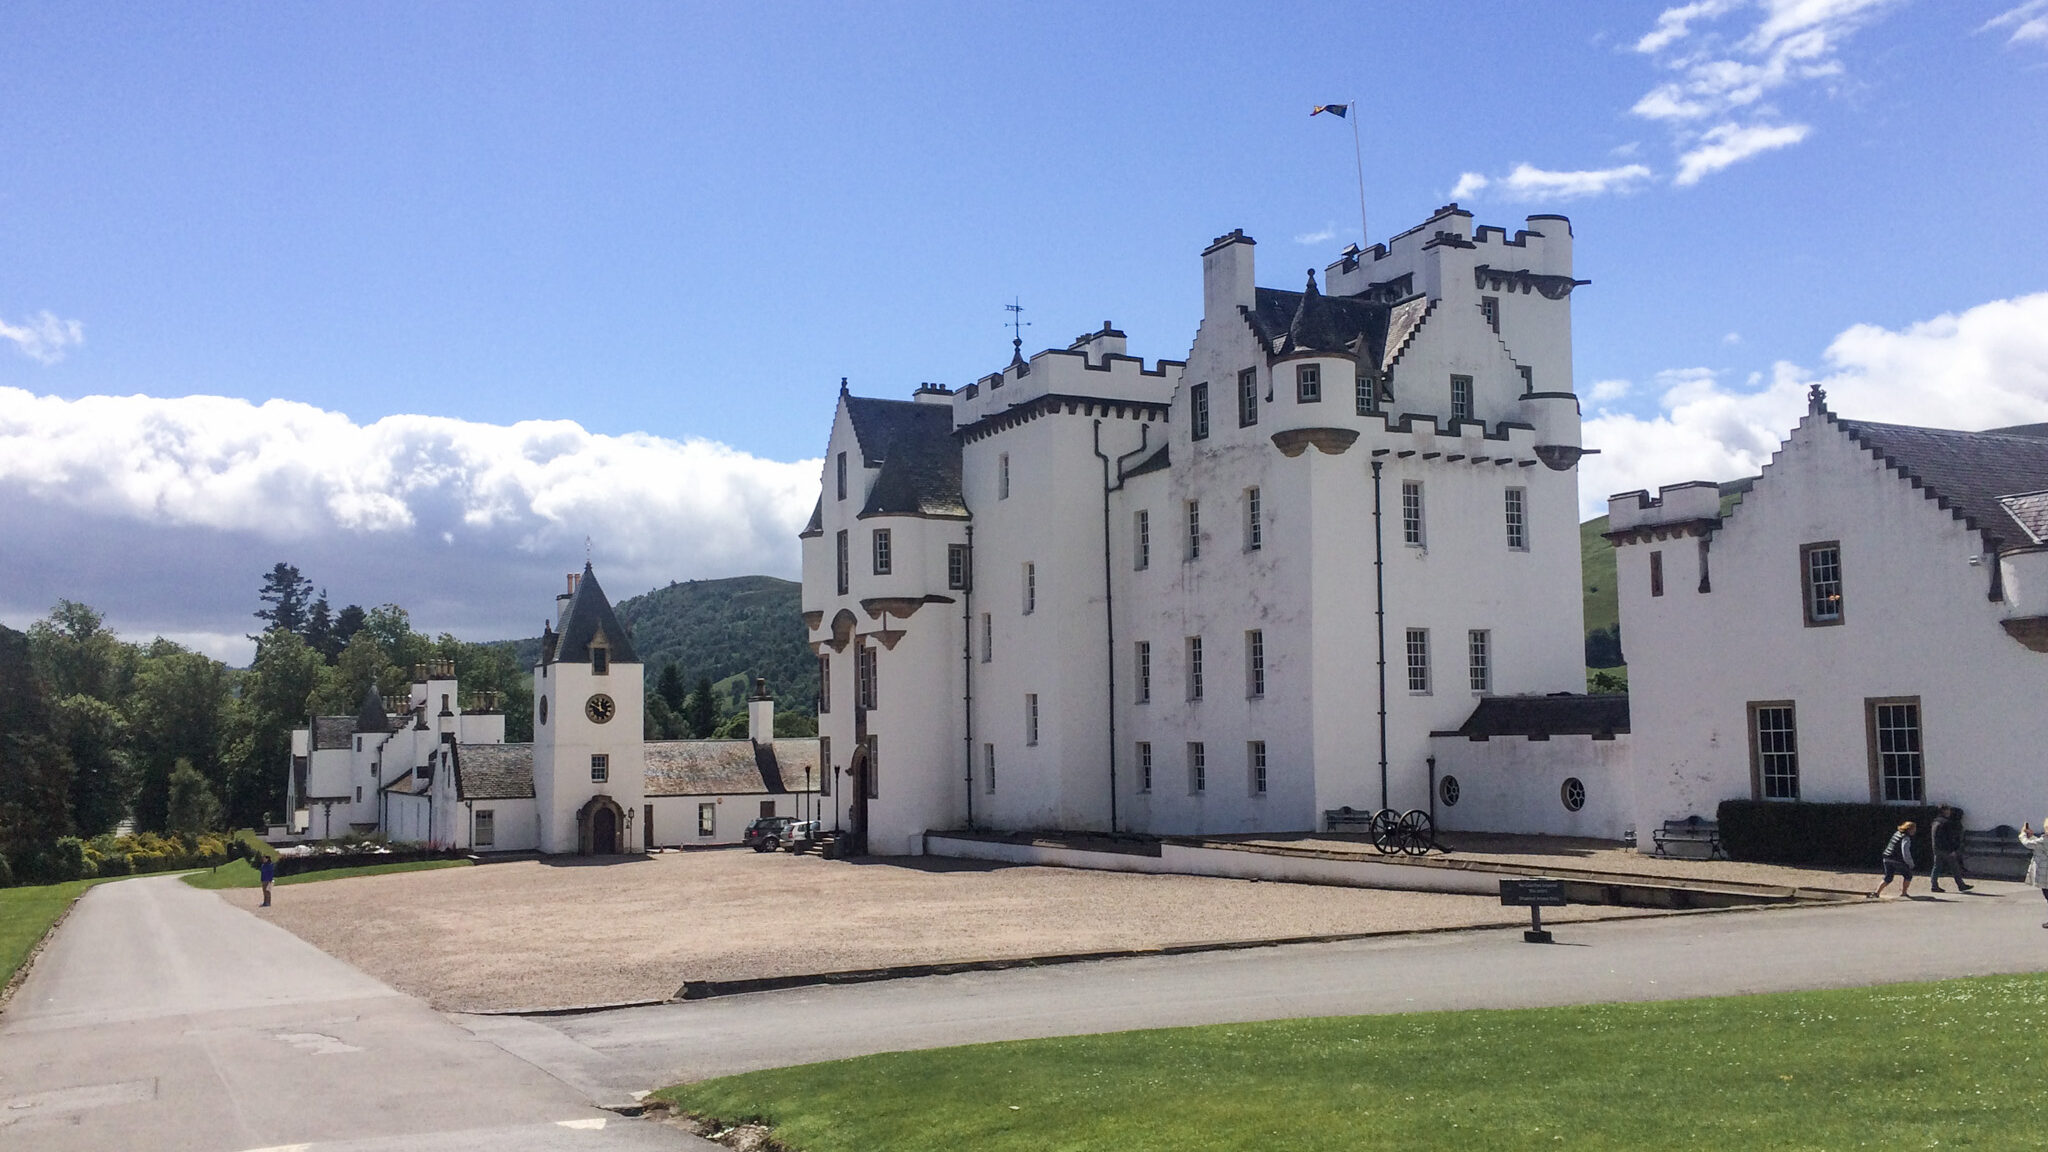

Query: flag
1312;104;1349;118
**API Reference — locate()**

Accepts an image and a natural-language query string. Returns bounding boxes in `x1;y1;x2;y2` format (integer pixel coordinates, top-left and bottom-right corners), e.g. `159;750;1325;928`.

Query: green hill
501;575;817;714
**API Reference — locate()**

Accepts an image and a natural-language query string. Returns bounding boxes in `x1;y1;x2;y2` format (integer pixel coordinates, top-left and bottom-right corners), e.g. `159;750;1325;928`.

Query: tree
51;694;133;837
773;711;818;737
657;661;687;714
237;629;323;828
166;758;224;834
126;640;237;832
28;600;136;703
685;675;718;739
362;604;431;685
256;563;315;636
314;632;399;716
0;624;75;874
304;591;337;661
333;603;367;651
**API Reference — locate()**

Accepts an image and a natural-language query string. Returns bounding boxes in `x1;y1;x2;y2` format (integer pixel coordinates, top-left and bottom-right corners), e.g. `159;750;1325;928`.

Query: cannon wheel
1398;809;1435;856
1369;809;1401;855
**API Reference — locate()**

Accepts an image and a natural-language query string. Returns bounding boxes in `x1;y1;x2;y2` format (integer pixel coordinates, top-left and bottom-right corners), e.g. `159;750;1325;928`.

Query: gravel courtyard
224;850;1649;1012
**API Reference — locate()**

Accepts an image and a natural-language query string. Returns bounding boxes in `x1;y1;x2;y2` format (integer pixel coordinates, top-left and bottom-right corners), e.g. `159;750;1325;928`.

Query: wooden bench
1652;816;1726;860
1959;825;2033;881
1324;806;1374;834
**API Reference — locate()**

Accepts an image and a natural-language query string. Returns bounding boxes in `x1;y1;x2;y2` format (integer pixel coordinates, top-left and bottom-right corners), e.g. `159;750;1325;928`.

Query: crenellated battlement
951;345;1183;429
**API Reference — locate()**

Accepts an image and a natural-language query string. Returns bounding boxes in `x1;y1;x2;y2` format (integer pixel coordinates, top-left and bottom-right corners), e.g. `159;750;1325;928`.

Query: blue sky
3;1;2046;658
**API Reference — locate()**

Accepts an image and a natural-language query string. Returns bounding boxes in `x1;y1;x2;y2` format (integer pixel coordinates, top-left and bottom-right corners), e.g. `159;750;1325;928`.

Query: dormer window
592;646;610;675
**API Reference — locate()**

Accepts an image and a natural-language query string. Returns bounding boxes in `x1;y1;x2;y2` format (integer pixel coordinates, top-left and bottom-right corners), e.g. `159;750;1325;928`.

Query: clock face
585;693;616;724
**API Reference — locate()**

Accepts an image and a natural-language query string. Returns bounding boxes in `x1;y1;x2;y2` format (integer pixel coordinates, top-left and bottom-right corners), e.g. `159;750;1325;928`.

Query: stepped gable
1837;419;2048;552
1439;694;1630;740
551;562;640;665
644;740;774;796
1242;281;1392;363
847;397;966;519
311;716;357;750
454;743;535;800
355;683;391;734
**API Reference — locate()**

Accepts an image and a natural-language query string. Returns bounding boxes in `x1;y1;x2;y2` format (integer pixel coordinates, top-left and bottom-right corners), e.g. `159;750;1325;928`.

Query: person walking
1869;821;1917;899
260;855;276;907
1928;806;1972;892
2022;821;2048;928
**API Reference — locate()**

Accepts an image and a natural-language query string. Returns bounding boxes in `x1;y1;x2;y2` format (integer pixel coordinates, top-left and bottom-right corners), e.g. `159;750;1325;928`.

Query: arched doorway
847;745;870;856
575;795;628;856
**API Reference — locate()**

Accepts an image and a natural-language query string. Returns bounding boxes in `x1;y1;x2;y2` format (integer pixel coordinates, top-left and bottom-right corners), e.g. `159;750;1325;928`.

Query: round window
538;696;549;726
1561;776;1586;812
1439;775;1461;807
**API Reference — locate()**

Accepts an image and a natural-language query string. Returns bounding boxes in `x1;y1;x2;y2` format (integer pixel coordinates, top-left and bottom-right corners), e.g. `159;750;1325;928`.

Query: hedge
1717;799;1950;868
5;831;233;886
273;846;467;877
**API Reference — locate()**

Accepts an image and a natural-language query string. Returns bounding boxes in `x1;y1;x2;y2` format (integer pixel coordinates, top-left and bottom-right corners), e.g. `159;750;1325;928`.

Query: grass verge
656;973;2048;1151
1;877;113;994
182;857;472;890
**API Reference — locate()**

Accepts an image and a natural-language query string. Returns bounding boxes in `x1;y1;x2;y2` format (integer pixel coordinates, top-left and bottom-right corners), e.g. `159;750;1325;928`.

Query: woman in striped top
1868;821;1916;900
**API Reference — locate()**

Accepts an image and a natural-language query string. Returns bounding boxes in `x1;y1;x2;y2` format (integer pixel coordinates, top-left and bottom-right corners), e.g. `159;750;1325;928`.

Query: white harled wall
1619;412;2048;834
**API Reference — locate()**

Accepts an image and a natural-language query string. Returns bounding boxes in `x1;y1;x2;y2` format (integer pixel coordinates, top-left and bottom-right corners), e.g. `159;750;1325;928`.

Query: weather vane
1005;298;1031;364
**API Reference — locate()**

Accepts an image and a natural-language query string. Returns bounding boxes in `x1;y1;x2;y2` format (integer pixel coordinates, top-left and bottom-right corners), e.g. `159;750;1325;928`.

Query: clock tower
533;563;645;854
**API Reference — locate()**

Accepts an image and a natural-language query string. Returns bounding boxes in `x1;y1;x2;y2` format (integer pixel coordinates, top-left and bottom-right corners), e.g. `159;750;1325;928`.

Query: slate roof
1998;491;2048;545
549;562;640;666
645;740;775;796
764;738;822;791
1242;285;1393;366
1123;443;1171;479
800;496;824;538
1438;694;1630;739
846;397;966;520
1838;419;2048;552
312;716;357;751
455;743;536;800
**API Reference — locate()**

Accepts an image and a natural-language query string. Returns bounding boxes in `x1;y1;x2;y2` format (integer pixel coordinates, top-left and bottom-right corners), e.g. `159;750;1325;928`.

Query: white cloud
0;311;85;365
1984;1;2048;46
1723;331;1743;344
1625;0;1894;184
1636;1;1743;53
1500;163;1654;201
1582;292;2048;517
1674;121;1811;185
0;390;821;651
1452;163;1653;204
1588;379;1634;406
1294;225;1338;245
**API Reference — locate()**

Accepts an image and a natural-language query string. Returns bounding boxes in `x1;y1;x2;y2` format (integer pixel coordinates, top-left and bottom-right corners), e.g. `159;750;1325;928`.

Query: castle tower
533;563;646;854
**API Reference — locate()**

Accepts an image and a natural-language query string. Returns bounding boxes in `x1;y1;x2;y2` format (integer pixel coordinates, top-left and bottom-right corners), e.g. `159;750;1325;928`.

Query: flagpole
1350;98;1367;246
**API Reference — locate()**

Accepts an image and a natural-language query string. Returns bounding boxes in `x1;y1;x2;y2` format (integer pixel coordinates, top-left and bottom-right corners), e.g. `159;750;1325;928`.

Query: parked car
744;815;796;852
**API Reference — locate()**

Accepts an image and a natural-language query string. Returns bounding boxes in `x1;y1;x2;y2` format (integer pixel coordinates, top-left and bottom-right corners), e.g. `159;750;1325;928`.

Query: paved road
476;881;2048;1097
0;876;704;1152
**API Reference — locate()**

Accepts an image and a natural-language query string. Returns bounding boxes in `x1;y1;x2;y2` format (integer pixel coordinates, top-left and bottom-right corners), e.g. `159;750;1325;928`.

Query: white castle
802;205;1591;853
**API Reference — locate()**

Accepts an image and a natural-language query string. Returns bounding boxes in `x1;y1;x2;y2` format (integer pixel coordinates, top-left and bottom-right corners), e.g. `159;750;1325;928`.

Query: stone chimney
1202;229;1256;322
1068;321;1127;366
747;678;775;743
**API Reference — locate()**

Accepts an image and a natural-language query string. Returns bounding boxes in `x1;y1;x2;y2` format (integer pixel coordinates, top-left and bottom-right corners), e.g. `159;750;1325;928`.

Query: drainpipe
1372;460;1389;811
1094;419;1153;834
962;523;976;829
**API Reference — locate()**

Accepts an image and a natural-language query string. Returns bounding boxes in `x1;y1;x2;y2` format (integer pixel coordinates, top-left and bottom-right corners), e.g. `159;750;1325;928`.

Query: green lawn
659;973;2048;1151
181;856;472;890
1;877;110;990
